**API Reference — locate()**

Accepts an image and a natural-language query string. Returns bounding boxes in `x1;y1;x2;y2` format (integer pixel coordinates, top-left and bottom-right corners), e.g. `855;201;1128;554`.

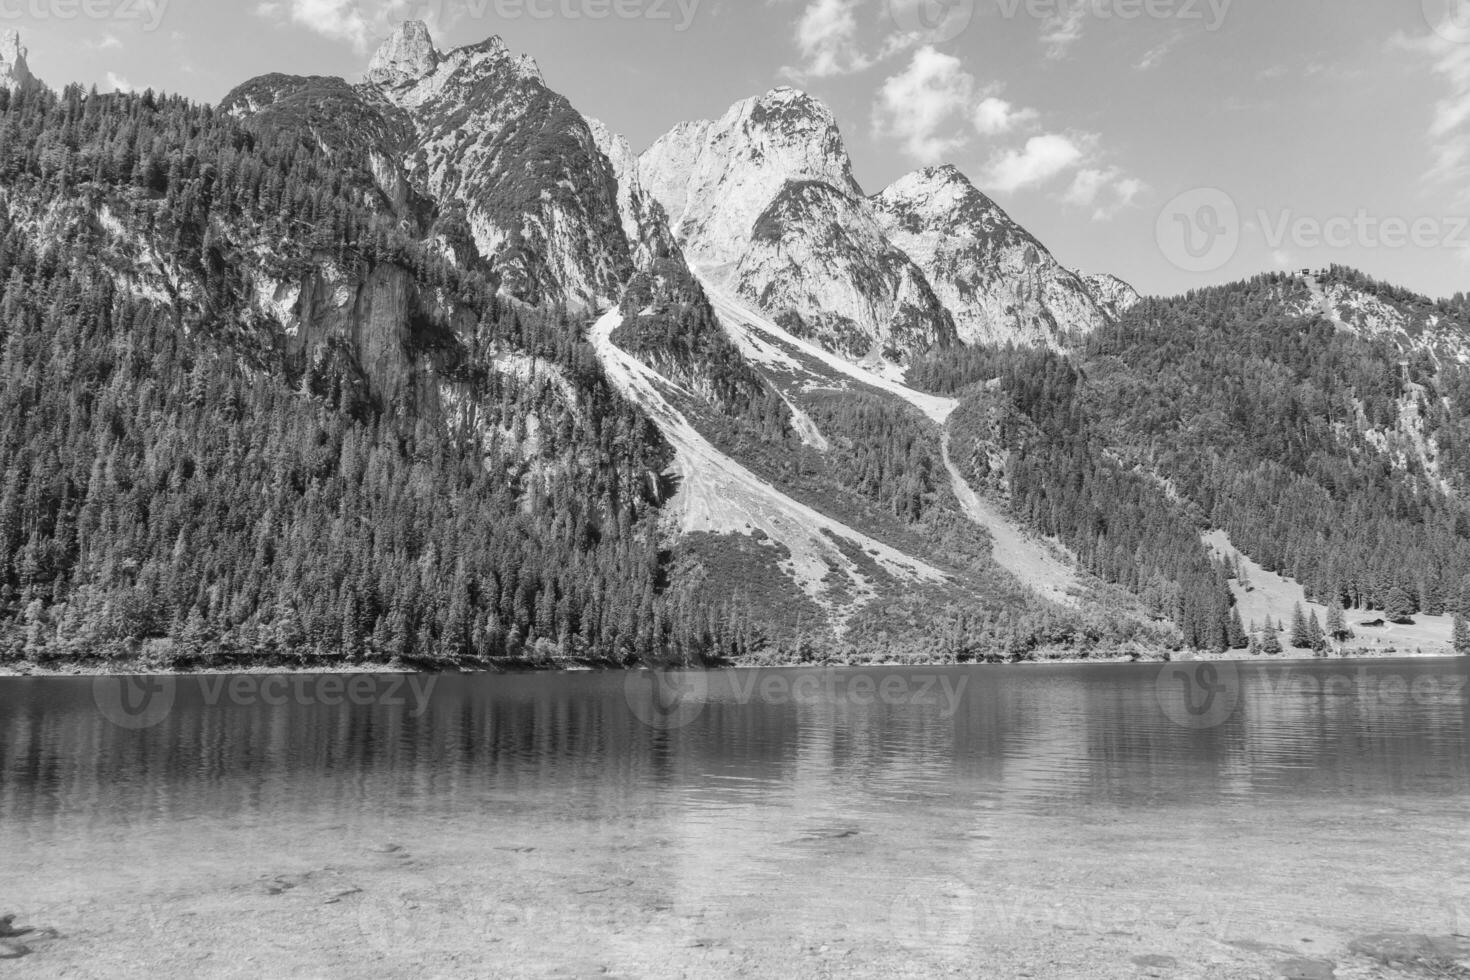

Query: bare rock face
740;179;957;361
365;21;439;88
1081;273;1142;320
585;117;683;273
1;30;35;89
640;90;1136;361
363;27;633;311
639;88;955;363
871;165;1119;349
639;87;863;273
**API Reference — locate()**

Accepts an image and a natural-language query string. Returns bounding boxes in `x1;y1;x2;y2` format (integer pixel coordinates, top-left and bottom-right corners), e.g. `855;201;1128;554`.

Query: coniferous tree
1227;607;1248;650
1326;600;1350;642
1454;615;1470;656
1290;603;1312;649
1384;587;1416;624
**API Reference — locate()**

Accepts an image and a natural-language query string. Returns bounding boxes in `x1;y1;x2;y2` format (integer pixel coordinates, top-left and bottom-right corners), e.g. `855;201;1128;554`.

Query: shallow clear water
2;658;1468;978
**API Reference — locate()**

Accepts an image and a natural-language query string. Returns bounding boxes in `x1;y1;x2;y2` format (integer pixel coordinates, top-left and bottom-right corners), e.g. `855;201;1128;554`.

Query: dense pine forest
911;272;1470;650
0;81;767;667
3;71;1467;668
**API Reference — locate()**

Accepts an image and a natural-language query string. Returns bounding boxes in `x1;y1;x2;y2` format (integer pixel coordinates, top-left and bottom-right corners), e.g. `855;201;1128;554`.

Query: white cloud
972;96;1038;136
983;133;1092;192
255;0;437;54
873;46;977;163
783;0;874;79
105;72;134;94
1064;167;1145;220
1393;31;1470;205
883;0;975;45
874;47;1044;164
1041;1;1087;60
1064;167;1111;207
85;34;123;51
1135;32;1183;72
782;0;971;81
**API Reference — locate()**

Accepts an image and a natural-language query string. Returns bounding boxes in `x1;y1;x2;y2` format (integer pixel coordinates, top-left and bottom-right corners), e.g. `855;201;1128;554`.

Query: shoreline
0;647;1461;678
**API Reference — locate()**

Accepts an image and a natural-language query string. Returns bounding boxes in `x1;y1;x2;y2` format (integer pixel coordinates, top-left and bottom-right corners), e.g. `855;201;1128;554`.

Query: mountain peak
882;165;977;198
366;20;439;87
743;86;837;129
1;29;35;89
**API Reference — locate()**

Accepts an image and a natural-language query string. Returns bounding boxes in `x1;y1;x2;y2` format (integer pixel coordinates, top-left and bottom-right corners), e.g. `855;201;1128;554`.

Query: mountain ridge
2;23;1467;668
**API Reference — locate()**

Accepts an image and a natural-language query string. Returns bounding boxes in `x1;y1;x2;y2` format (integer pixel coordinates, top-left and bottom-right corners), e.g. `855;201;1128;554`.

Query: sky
7;0;1470;300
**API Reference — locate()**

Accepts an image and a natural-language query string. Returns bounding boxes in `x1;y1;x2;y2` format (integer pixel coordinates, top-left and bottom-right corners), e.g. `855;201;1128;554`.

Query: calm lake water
2;658;1468;978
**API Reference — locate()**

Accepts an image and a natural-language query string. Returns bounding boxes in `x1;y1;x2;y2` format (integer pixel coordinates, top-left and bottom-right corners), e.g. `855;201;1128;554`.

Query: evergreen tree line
0;81;767;666
909;273;1470;644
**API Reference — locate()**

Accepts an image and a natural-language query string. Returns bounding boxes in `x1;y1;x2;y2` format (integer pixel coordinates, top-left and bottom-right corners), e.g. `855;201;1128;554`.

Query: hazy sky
9;0;1470;300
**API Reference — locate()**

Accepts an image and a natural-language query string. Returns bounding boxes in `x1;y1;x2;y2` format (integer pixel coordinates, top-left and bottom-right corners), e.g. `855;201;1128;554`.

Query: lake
2;658;1468;978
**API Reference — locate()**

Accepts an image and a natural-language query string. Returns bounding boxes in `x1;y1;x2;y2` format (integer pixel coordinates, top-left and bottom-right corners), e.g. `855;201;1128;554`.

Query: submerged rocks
1347;933;1470;973
1272;956;1337;979
0;914;58;960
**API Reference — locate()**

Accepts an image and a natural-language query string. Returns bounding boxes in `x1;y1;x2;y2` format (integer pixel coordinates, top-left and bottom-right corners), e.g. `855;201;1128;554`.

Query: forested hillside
4;29;1468;669
0;82;748;668
911;273;1470;650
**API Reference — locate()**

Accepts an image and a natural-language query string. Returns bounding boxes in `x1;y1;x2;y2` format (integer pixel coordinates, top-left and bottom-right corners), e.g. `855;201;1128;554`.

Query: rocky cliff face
365;19;439;88
871;166;1118;348
639;88;862;272
640;93;1133;360
363;26;634;312
1082;273;1142;320
224;23;641;314
639;89;955;362
741;179;957;360
585;117;682;273
1;30;35;89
